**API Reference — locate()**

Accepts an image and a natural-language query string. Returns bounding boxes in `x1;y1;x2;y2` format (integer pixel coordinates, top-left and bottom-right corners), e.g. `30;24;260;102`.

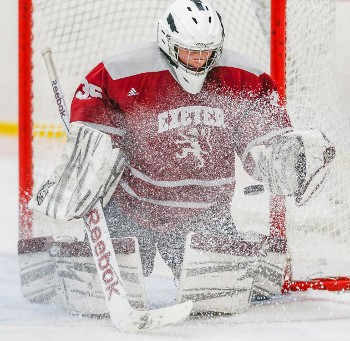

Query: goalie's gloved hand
28;122;126;221
250;129;335;206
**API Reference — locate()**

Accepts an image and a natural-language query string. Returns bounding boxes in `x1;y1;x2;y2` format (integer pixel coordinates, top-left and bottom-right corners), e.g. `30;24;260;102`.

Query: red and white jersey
71;42;292;232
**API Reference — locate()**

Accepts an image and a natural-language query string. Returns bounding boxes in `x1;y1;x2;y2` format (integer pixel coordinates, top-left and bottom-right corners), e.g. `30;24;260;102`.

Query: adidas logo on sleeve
127;88;139;96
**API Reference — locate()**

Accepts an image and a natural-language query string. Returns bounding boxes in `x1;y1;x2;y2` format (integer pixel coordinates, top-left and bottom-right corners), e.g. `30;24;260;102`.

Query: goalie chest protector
70;42;292;231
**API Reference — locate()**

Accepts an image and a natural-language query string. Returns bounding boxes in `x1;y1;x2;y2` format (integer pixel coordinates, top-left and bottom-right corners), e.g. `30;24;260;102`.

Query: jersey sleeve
233;72;293;177
70;62;125;147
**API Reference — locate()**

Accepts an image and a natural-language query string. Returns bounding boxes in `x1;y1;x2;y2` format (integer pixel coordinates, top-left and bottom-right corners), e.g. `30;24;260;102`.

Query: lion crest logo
175;127;213;169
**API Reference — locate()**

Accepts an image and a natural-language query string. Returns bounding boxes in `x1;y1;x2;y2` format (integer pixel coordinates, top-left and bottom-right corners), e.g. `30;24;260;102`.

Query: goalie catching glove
250;129;336;206
29;122;125;221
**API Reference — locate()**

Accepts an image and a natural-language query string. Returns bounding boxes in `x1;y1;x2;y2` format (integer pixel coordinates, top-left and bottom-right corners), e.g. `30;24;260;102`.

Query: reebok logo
127;88;138;96
84;208;120;300
52;80;67;120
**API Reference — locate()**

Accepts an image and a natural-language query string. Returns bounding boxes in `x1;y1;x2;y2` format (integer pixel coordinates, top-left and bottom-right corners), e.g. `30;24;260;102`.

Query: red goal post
18;0;350;292
19;0;33;240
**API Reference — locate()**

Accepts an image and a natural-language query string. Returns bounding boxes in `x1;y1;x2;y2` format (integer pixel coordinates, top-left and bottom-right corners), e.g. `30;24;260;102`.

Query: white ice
1;137;350;340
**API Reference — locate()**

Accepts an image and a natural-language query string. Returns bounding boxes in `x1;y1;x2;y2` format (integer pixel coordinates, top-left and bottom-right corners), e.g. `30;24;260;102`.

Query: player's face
178;48;213;70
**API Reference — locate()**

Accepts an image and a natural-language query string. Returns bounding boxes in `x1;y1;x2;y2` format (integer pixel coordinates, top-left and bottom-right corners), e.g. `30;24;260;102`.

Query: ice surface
1;137;350;340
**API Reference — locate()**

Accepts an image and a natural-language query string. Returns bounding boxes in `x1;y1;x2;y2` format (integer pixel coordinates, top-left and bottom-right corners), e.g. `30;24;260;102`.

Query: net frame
19;0;33;240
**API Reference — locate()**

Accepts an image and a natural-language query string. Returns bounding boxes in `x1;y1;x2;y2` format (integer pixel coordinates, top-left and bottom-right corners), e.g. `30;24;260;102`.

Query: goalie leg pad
57;237;147;315
18;236;61;304
251;236;287;301
177;233;268;314
18;236;147;315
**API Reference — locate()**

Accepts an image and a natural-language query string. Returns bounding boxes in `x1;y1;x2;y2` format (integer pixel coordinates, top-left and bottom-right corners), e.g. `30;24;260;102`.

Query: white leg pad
177;233;266;314
18;236;62;304
252;236;287;301
18;236;147;315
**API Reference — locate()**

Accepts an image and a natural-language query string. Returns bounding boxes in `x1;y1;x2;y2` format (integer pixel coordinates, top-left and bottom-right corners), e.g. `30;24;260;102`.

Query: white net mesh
27;0;350;281
283;0;350;280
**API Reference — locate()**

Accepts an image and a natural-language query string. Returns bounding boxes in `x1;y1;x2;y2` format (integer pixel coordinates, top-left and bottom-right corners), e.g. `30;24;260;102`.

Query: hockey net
19;0;350;290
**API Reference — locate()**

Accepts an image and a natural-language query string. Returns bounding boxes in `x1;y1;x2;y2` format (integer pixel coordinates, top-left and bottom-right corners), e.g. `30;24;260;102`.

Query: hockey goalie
23;0;335;317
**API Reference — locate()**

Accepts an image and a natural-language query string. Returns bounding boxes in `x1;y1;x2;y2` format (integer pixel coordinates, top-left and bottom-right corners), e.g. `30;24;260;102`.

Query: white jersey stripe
129;166;235;188
120;180;214;209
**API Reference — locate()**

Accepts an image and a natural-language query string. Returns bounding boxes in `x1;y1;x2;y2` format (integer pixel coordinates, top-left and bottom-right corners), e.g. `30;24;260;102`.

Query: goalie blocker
28;122;125;221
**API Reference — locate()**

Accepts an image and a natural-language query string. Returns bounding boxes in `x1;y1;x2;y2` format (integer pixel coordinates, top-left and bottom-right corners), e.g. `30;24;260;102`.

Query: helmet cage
168;36;223;76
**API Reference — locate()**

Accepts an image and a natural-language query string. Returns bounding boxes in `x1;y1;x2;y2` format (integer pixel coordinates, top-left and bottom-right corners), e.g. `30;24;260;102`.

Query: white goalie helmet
157;0;225;94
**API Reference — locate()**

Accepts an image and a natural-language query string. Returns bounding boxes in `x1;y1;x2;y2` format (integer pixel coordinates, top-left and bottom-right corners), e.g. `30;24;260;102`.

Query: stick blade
123;300;193;332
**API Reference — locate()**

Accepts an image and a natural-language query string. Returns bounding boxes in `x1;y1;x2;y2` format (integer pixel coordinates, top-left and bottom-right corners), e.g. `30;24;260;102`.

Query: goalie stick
41;47;193;332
